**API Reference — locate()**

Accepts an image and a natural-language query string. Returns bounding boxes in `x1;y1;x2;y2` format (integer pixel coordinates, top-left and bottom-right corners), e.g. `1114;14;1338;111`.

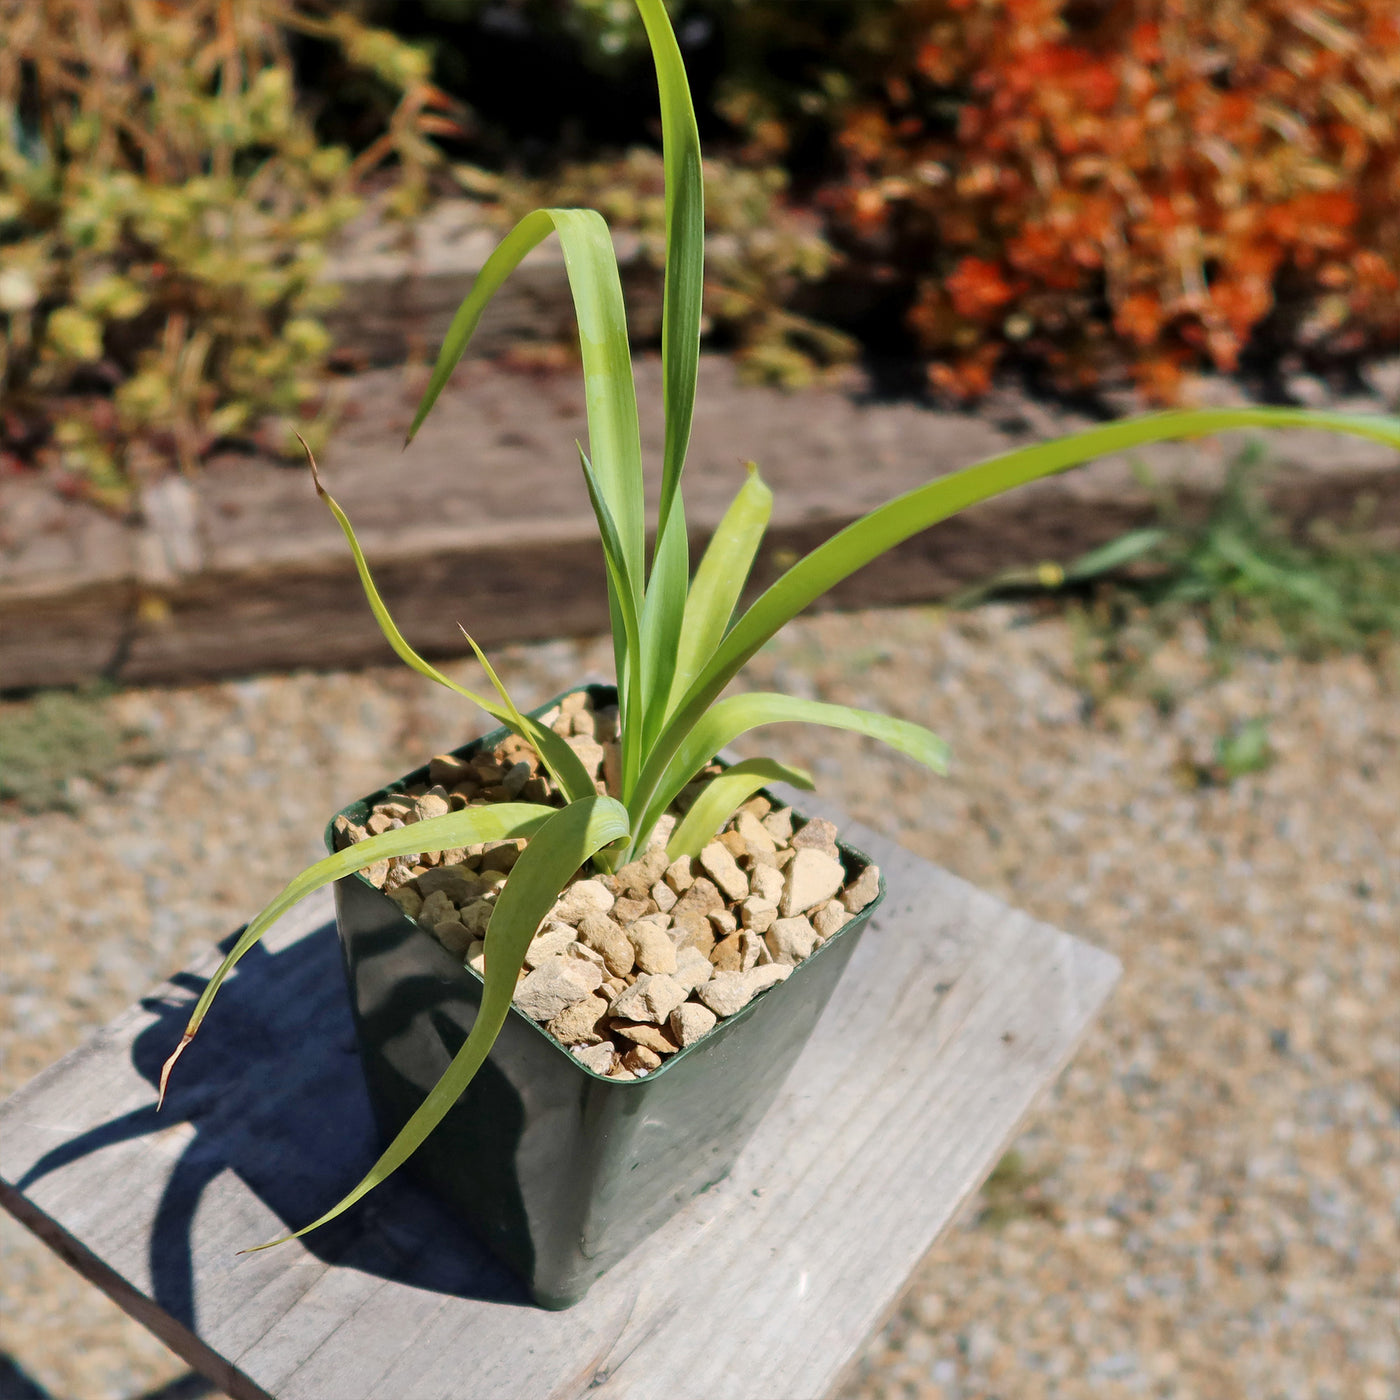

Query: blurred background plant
497;148;854;387
383;0;1399;401
952;445;1400;710
4;0;1398;508
0;0;456;509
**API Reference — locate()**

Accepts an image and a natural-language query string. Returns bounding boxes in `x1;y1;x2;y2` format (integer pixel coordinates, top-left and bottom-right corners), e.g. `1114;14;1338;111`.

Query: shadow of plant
13;919;530;1342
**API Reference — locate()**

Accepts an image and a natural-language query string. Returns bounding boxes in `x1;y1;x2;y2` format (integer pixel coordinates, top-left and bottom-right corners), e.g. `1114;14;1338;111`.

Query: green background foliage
0;0;446;507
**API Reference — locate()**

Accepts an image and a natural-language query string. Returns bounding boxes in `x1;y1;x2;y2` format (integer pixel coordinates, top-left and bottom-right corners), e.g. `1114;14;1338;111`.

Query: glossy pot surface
327;686;884;1308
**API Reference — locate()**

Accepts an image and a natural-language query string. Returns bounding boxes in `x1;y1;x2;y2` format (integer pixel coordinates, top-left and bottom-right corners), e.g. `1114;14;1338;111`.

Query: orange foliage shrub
826;0;1400;399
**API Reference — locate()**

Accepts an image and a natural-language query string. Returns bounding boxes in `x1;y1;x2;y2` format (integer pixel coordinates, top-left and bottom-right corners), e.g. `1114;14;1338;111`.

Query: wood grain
3;352;1393;692
0;821;1117;1399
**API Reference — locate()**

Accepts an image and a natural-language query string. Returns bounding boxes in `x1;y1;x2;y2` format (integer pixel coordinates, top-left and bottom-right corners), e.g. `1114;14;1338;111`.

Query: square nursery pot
326;685;885;1309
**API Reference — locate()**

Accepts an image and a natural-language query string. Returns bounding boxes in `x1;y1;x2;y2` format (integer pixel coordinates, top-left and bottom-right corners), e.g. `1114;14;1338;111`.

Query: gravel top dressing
2;602;1395;1400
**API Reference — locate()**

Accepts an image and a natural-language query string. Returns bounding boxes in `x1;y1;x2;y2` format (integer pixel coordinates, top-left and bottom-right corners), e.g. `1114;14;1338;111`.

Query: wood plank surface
1;820;1119;1400
3;351;1394;692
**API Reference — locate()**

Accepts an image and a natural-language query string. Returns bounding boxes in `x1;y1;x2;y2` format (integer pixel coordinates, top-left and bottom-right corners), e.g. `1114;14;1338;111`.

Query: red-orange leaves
947;257;1017;318
825;0;1399;400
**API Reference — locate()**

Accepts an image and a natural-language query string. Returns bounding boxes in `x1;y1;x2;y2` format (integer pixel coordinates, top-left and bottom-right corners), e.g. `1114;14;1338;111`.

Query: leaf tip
156;1032;193;1111
296;432;327;499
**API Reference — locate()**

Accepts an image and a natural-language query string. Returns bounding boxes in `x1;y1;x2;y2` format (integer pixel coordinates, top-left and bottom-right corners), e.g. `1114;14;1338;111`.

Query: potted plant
157;0;1399;1308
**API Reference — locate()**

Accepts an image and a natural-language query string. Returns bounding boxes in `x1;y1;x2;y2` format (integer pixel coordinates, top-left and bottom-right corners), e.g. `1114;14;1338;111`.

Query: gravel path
2;604;1396;1400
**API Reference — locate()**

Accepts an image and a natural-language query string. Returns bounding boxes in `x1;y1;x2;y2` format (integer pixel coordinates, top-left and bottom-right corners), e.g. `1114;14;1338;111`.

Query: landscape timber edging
1;355;1396;693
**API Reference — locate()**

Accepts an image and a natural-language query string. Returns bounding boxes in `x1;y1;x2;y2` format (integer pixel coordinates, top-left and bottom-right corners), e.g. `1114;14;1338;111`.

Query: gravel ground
2;603;1396;1400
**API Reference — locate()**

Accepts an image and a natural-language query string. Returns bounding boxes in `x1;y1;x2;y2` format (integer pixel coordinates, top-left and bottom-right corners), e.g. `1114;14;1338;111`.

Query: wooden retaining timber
2;353;1396;692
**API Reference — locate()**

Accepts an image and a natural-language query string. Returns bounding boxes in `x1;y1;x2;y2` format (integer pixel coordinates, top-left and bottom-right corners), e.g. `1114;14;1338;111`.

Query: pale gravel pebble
2;608;1397;1400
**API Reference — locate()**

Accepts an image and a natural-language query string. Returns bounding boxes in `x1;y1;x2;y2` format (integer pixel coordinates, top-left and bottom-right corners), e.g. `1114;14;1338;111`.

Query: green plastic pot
326;686;885;1309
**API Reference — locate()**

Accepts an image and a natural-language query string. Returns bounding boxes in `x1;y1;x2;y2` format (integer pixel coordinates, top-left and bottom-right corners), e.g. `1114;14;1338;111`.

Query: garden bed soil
3;355;1395;694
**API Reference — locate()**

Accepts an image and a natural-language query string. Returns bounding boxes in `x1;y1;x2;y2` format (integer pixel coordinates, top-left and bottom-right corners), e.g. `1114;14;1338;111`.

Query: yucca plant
157;0;1400;1252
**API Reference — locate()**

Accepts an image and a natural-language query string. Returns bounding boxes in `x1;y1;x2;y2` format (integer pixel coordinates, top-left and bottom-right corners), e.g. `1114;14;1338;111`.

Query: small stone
647;813;677;851
366;811;396;836
572;1040;617;1074
566;941;606;970
432;918;473;956
734;811;777;853
560;690;589;716
470;756;504;785
761;807;794;844
739;929;765;971
466;940;486;975
711;932;744;973
525;925;577;968
765;915;818;965
672;876;724;922
601;975;627;998
749;865;785;905
609;973;687;1024
458;898;494;937
650;879;677;912
554;878;616;924
383;860;417;892
498;733;537;765
514;957;604;1022
570;708;596;738
620;1044;662;1074
780;848;846;917
388;886;423;919
740;896;777;933
669;1001;717;1047
614;848;670;898
613;895;655;926
610;1020;680;1055
718;830;749;863
607;1065;638;1081
416;866;483;904
480;839;523;873
750;963;792;992
709;908;738;937
419;889;457;926
670;913;716;957
547;994;610;1046
813;900;852;942
576;913;635;978
791;816;839;851
565;735;606;777
415;787;451;821
740;794;772;818
429;754;473;787
521;775;552;802
628;917;678;975
333;814;366;850
699;842;749;902
501;761;533;798
699;965;794;1018
671;945;714;995
841;864;881;914
664;857;695;894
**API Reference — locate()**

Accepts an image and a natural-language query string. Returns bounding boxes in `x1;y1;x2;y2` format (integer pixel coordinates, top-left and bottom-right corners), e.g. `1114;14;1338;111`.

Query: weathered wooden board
3;350;1395;692
0;819;1116;1400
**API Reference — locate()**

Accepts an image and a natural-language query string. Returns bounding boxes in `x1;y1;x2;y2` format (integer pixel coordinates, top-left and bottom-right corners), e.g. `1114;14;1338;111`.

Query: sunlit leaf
157;803;558;1106
665;757;814;860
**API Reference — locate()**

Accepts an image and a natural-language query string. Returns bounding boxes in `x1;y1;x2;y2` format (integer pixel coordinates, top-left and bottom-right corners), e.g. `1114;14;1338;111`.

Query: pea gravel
1;604;1395;1400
